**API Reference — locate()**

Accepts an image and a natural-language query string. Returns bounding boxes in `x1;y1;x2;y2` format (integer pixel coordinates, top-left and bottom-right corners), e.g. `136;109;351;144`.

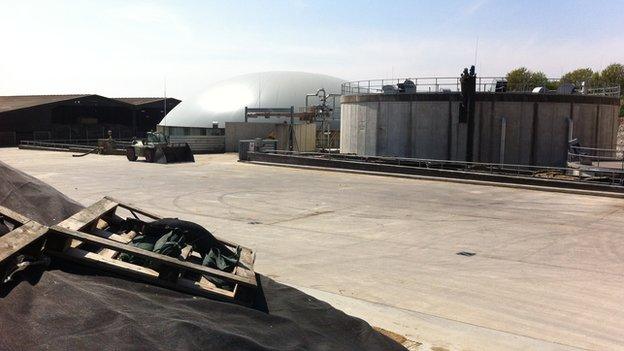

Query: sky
0;0;622;100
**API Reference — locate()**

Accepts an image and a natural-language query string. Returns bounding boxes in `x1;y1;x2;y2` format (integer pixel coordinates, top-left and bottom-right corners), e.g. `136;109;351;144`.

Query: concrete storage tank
340;78;620;167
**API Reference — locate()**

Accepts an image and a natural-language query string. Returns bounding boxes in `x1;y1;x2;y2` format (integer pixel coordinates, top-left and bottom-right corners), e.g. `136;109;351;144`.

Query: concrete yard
1;148;623;351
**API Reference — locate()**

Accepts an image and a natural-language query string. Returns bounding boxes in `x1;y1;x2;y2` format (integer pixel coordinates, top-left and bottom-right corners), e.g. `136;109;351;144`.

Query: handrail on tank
341;76;621;97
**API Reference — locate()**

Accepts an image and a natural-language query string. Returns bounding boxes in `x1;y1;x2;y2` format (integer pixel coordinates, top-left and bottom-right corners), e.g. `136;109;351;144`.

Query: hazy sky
1;0;622;99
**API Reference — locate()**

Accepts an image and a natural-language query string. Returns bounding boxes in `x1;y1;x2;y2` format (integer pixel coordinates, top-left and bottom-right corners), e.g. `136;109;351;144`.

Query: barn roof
0;94;92;113
0;95;180;113
113;97;181;106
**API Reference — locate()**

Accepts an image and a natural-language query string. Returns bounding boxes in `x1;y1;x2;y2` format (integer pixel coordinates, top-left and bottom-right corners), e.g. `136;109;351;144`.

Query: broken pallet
45;196;257;305
0;206;48;279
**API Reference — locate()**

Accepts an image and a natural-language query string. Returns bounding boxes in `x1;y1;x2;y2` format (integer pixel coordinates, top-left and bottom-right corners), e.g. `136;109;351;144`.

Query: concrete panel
356;104;367;155
477;101;494;163
451;102;465;161
572;103;598;149
380;102;410;157
533;103;569;166
553;102;572;166
519;102;535;165
493;102;523;164
364;102;378;155
376;102;389;155
349;104;359;154
339;104;350;152
597;104;617;152
412;101;449;159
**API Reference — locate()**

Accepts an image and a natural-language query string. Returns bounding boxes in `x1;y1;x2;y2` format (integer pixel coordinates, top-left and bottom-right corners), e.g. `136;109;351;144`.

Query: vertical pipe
289;106;294;151
447;100;452;160
530;103;538;165
500;116;506;164
566;116;574;166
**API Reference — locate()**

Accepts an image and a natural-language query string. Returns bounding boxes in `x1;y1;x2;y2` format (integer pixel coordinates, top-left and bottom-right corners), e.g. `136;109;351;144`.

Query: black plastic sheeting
0;160;405;351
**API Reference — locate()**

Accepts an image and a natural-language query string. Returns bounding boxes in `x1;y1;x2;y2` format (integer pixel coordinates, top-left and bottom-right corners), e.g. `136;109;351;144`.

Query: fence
341;77;621;97
568;145;624;169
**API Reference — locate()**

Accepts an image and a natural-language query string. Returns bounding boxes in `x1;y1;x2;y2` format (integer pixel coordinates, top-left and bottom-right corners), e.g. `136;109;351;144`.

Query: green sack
118;234;159;264
153;230;186;257
119;230;186;266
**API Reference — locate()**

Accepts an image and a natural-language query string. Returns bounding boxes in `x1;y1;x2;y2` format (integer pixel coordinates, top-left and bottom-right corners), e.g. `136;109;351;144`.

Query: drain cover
456;251;476;257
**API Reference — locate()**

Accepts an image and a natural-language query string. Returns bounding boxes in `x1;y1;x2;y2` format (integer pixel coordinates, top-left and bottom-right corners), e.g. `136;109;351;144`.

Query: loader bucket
159;143;195;163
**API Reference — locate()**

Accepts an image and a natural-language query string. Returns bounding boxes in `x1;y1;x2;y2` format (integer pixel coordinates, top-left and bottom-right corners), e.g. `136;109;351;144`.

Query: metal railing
341;76;507;94
586;86;621;97
19;139;134;150
341;77;621;97
568;145;624;169
265;150;624;186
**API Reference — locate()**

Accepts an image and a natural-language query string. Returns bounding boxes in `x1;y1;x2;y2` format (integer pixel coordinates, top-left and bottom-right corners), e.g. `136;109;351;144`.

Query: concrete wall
341;93;620;167
168;135;225;153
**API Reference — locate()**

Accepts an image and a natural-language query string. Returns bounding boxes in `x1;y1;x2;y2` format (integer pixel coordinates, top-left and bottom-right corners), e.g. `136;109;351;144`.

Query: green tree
505;67;550;91
560;68;595;87
598;64;624;117
600;63;624;90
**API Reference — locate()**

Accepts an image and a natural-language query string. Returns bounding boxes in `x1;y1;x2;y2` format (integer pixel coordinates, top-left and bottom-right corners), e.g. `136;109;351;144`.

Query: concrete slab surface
1;149;623;351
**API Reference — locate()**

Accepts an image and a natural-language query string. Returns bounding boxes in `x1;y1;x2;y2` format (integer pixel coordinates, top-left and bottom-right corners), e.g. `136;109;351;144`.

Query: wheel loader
126;132;195;163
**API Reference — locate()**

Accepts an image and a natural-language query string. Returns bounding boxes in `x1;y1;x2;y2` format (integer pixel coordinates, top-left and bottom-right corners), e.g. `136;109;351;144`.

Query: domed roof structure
161;71;345;128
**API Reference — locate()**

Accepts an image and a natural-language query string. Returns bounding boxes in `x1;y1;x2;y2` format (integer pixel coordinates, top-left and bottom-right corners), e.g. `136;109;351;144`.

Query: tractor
126;132;195;163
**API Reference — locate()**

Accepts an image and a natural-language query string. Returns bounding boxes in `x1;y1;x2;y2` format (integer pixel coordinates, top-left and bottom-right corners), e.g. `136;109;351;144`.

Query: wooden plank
95;219;109;230
49;248;238;303
61;247;160;278
98;248;118;259
0;221;48;263
104;196;161;220
49;225;257;288
58;198;118;231
178;276;236;298
180;245;193;260
239;248;255;267
235;248;256;279
97;230;138;258
91;228;133;243
0;206;31;225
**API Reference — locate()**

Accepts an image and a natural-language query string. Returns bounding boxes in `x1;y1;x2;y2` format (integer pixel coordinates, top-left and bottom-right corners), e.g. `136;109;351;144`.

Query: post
244;106;248;123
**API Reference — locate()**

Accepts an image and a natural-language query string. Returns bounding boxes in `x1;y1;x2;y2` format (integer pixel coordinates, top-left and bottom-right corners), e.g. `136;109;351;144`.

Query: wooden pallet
45;196;257;304
0;206;48;276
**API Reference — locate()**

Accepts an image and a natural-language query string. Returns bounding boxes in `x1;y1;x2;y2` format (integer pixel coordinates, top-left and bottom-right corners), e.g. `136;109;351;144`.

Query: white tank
161;71;345;128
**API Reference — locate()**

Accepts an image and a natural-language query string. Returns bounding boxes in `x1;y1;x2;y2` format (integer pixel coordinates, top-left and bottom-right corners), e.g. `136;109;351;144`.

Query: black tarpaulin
0;160;405;351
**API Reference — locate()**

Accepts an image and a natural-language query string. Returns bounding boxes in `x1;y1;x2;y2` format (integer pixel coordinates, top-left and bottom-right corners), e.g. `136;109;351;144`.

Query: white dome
161;71;345;128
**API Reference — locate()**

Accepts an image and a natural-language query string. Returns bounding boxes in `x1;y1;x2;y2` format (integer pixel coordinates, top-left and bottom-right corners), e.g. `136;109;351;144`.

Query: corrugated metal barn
0;95;180;146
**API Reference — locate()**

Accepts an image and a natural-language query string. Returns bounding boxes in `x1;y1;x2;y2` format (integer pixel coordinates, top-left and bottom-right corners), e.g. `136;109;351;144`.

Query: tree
561;68;595;87
505;67;550;91
600;63;624;90
598;64;624;117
